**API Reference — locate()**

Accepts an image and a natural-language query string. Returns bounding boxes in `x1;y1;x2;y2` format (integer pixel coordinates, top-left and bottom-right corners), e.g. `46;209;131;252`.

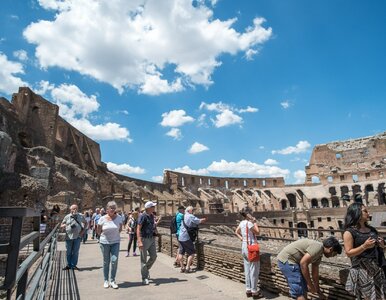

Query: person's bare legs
186;254;194;271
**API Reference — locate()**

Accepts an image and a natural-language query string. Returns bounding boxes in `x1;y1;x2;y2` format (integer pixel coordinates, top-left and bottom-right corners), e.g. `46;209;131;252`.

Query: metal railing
0;207;60;300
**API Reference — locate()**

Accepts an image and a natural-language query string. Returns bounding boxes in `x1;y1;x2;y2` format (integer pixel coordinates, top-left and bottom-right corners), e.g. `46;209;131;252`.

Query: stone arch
312;176;320;184
297;222;308;238
321;198;329;208
352;184;361;195
329;186;337;196
318;227;324;238
329;226;335;235
287;193;297;208
311;198;318;208
340;186;349;197
365;184;374;192
281;199;288;210
331;196;340;208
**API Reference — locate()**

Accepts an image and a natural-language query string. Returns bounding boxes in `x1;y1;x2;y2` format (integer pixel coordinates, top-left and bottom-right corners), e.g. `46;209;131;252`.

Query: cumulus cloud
24;0;272;95
173;165;209;175
200;101;258;128
166;128;182;140
280;100;291;109
107;162;145;175
188;142;209;154
13;50;28;61
207;159;290;177
294;170;306;184
160;110;194;127
264;159;278;165
33;81;132;142
272;141;311;155
0;53;27;95
152;175;164;183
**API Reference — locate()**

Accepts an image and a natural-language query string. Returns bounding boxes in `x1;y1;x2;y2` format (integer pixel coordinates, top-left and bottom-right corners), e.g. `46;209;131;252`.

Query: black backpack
170;216;177;234
182;218;198;242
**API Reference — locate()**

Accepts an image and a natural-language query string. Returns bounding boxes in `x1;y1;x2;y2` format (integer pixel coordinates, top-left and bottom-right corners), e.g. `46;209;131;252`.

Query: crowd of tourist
55;197;385;299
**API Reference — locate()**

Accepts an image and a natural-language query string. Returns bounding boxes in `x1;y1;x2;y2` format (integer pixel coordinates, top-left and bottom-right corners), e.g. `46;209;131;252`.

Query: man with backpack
171;205;185;267
177;206;206;273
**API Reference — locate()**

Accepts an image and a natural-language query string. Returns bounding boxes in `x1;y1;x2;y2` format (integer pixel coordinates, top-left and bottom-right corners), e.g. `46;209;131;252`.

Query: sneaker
133;252;137;256
62;266;70;271
73;266;80;271
103;281;109;288
110;281;118;289
125;252;129;257
142;278;149;285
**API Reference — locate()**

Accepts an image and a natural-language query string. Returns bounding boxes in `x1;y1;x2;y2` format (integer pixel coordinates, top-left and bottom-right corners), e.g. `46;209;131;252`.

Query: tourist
126;211;138;256
173;205;185;267
343;202;386;299
177;206;206;273
92;208;101;241
60;204;87;270
277;236;342;300
137;201;158;285
82;210;91;244
97;201;123;289
235;207;263;299
50;204;61;221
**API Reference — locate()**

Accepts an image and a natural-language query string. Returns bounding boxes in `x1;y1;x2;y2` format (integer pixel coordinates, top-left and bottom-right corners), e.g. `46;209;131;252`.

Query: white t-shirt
239;220;258;244
99;215;122;244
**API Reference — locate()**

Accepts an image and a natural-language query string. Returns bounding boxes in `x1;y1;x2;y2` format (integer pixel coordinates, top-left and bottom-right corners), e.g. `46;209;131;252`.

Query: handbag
246;224;260;262
182;218;199;242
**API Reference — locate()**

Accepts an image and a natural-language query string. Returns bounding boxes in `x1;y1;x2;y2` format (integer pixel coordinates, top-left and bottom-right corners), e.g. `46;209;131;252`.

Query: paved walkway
60;235;289;300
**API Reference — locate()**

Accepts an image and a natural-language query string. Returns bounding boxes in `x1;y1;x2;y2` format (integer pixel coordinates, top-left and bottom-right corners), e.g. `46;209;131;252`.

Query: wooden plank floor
46;251;80;300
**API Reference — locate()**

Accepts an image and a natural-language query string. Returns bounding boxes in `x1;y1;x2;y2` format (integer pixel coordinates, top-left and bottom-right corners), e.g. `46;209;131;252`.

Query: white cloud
212;109;242;127
188;142;209;154
161;110;194;127
24;0;272;95
200;101;257;128
0;53;27;95
281;100;291;109
173;165;209;175
152;175;164;183
34;82;132;142
259;146;265;150
13;50;28;61
264;159;278;165
166;128;182;140
197;113;207;127
272;141;311;155
34;80;54;95
294;170;306;184
107;162;145;175
207;159;290;177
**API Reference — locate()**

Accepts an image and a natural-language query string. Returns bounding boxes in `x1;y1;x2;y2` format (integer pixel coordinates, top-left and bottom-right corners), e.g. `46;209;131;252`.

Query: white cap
144;201;157;209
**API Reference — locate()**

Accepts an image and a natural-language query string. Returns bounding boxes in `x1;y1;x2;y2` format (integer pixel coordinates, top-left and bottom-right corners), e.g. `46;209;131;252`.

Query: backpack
170;216;177;234
182;218;198;242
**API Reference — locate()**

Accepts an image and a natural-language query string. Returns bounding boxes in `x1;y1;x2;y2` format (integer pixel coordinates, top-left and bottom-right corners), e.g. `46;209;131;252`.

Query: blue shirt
138;212;155;238
178;212;200;242
176;212;184;238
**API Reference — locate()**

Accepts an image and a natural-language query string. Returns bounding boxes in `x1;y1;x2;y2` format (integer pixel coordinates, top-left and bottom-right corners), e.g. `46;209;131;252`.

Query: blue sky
1;0;385;184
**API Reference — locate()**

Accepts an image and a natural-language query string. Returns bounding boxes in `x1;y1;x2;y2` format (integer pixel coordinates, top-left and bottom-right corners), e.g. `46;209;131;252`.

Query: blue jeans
65;238;82;268
100;243;120;281
278;261;307;298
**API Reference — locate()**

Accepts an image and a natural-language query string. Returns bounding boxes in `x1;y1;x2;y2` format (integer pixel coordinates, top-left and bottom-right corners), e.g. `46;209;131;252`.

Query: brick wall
158;234;355;300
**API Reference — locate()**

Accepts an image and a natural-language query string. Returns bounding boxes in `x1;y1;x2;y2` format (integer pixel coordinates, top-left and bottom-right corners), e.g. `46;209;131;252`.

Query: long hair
343;202;365;229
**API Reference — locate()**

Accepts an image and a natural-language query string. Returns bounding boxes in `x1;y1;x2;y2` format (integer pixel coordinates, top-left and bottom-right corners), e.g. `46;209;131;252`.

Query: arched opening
281;199;287;210
318;227;324;238
340;186;349;197
297;222;308;238
321;198;329;208
381;222;386;226
329;187;337;196
352;184;361;195
329;226;335;235
246;190;253;196
236;190;243;196
365;184;374;192
287;194;297;208
312;176;320;184
377;183;386;205
338;220;344;229
234;180;239;186
311;199;318;208
331;196;340;208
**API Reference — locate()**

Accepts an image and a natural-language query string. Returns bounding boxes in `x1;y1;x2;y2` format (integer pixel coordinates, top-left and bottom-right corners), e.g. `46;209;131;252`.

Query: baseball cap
177;205;185;210
144;201;157;209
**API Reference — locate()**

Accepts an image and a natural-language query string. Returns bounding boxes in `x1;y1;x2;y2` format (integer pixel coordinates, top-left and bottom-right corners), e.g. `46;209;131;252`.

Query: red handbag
246;224;260;262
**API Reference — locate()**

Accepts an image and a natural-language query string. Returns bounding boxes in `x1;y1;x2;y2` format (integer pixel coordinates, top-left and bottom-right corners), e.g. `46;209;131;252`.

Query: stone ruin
1;87;385;235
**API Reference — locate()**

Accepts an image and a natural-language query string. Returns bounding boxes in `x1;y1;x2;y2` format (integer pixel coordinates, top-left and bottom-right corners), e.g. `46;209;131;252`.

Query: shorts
278;261;307;298
178;240;196;256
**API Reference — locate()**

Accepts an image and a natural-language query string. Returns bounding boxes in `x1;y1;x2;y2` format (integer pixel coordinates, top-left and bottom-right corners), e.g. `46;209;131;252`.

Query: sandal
180;267;186;273
185;268;193;273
